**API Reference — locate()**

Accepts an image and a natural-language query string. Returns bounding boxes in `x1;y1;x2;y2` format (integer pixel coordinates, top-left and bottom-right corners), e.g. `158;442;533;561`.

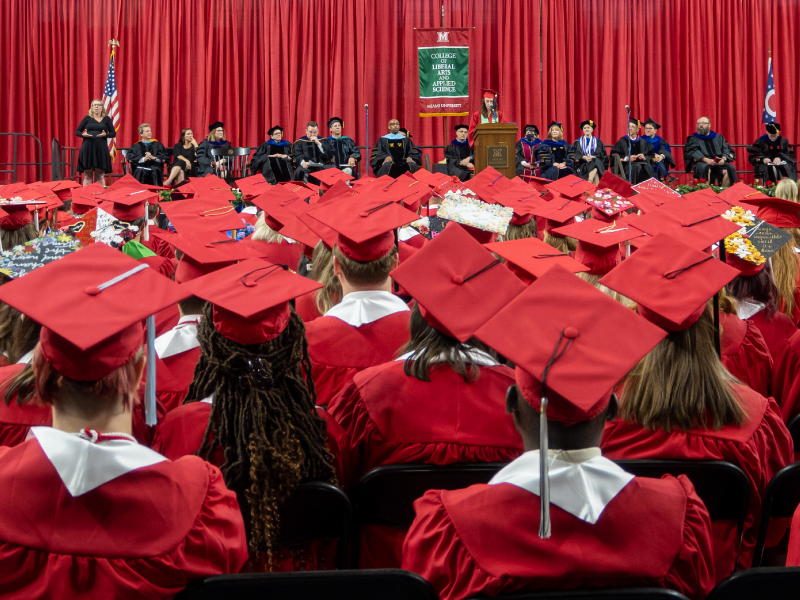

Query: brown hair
771;238;800;317
400;304;491;383
575;272;635;308
178;296;208;317
504;220;537;241
206;127;225;142
252;212;285;244
179;128;193;145
185;304;336;560
726;261;779;319
3;315;42;406
546;126;563;141
543;231;576;253
33;344;144;414
332;244;398;287
619;304;745;433
1;223;38;250
480;96;498;119
87;99;107;118
309;241;342;315
138;123;151;136
0;304;19;360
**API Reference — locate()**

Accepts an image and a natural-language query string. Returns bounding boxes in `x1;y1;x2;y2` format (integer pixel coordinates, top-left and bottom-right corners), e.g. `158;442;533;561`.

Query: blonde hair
775;179;798;202
332;244;398;287
251;212;285;243
620;303;745;433
207;127;225;142
547;127;563;141
309;241;342;315
88;99;107;118
138;123;151;135
575;272;636;308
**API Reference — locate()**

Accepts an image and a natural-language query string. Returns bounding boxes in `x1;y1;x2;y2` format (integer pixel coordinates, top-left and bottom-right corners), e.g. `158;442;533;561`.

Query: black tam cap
524;124;540;135
400;128;412;138
328;117;344;128
766;123;781;135
548;121;563;130
628;117;641;127
454;124;469;132
268;125;284;136
643;118;661;129
208;121;224;132
579;120;597;130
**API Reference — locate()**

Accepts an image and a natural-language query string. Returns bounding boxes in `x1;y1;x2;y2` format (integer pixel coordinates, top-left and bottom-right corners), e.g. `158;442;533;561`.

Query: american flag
102;45;120;159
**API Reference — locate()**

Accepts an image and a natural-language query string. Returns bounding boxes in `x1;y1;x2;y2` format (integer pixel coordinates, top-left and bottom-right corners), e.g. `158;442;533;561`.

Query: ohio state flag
762;57;776;124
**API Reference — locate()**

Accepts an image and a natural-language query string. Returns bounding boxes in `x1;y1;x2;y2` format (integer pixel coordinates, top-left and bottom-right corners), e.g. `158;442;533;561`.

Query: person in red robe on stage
302;194;418;406
328;223;527;568
150;258;342;571
598;233;793;576
0;243;248;598
404;265;715;600
468;88;506;147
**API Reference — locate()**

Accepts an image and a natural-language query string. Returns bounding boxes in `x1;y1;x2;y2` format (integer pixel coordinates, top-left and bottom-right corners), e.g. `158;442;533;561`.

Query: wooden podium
473;123;519;179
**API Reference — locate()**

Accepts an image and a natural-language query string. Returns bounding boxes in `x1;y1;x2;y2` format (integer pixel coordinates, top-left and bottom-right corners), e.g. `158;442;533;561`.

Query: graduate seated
684;117;738;186
370;119;421;178
516;124;542;182
327;224;526;568
445;124;474;181
403;265;716;600
151;259;343;571
642;118;677;182
572;119;606;184
538;121;574;181
0;244;249;596
748;123;797;183
611;118;655;184
250;126;293;184
303;195;415;406
599;234;792;575
327;117;361;178
292;121;334;183
295;240;342;324
126;123;168;186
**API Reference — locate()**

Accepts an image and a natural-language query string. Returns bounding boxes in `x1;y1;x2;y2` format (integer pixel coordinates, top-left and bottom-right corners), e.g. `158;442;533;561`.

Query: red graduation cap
412;169;451;187
321;179;358;202
545;174;596;199
485;237;589;284
0;199;45;230
277;182;318;202
308;191;418;261
529;195;588;232
235;173;272;199
467;167;512;203
598;171;635;198
184;257;322;346
716;182;769;204
627;199;740;251
482;88;498;99
277;215;322;249
97;188;159;222
251;186;309;231
310;168;354;191
584;188;635;222
160;198;246;233
189;174;236;202
735;195;800;229
628;188;680;214
600;233;740;331
491;188;545;226
390;223;526;341
106;173;166;193
170;230;266;284
553;214;644;275
0;242;188;380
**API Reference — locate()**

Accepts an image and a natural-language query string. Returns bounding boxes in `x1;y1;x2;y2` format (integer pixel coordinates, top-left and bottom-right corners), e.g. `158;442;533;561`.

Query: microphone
625;105;630;112
364;104;369;108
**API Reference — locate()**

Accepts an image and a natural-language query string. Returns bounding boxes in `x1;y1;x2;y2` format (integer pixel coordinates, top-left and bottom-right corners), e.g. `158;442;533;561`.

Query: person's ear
134;350;147;383
392;252;400;269
506;385;520;414
606;393;619;422
332;255;343;277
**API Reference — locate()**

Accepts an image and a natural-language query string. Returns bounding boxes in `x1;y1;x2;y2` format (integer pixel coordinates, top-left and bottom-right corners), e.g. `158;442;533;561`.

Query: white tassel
539;396;551;539
145;315;157;426
143;201;149;242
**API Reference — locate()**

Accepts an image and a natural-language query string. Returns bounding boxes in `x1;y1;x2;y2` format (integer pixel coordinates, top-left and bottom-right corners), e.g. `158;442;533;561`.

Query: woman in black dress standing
75;99;116;186
164;128;199;186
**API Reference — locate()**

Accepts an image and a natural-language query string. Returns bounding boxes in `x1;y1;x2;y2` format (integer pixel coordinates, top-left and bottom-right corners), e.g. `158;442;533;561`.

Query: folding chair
471;588;690;599
210;146;251;180
120;148;130;175
752;462;800;566
350;463;506;566
706;566;800;600
175;568;437;600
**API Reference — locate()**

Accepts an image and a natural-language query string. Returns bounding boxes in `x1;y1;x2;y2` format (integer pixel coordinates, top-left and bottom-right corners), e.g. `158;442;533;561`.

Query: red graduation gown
771;328;800;424
785;503;800;565
402;475;715;600
720;312;773;398
295;290;324;324
746;309;798;365
601;385;792;575
241;237;304;271
327;358;523;569
0;439;248;598
141;234;176;260
305;312;411;407
467;110;506;147
154;347;200;412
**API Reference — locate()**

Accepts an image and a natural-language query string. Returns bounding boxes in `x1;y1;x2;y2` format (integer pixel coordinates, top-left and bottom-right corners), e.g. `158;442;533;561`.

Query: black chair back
120;147;129;175
271;481;351;570
175;568;437;600
613;460;749;535
210;146;251;179
787;413;800;449
752;461;800;566
471;588;690;599
706;566;800;600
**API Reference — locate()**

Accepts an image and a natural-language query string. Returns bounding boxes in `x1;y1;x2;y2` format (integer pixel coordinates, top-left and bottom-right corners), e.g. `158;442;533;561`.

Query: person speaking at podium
468;88;505;146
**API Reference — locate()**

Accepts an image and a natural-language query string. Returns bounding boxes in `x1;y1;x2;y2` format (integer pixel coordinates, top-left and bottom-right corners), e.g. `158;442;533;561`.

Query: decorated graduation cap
545;174;596;199
579;119;597;130
643;118;662;129
482;88;498;99
208;121;224;131
268;125;284;136
600;233;739;331
309;192;418;261
454;124;469;132
554;215;644;276
0;242;188;423
766;123;781;135
160;197;246;233
0;233;81;279
721;205;793;276
328;117;344;128
733;195;800;229
485;237;589;284
391;223;525;341
171;230;265;284
584;188;635;222
185;257;321;346
475;264;666;537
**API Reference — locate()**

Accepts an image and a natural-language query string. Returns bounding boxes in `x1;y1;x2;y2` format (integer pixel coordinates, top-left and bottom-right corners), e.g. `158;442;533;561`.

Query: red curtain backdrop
0;0;797;183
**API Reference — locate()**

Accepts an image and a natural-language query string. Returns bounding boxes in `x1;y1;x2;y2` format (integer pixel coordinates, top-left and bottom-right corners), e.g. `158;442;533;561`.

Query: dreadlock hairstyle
309;241;342;315
184;303;337;560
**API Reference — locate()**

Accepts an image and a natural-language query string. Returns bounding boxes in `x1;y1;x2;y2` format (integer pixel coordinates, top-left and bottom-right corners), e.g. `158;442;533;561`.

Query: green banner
418;46;469;99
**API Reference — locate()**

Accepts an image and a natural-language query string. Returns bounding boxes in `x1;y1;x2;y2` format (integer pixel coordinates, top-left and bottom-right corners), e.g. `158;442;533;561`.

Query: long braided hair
184;303;337;559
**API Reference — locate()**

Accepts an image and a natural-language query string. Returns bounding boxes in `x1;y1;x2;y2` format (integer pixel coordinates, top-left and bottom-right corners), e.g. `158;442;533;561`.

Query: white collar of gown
154;314;202;359
489;448;634;524
323;290;409;327
31;427;167;497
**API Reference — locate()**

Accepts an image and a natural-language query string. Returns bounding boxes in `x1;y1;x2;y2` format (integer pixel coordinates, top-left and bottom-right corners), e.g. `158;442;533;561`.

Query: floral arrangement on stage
670;179;726;195
749;179;777;197
721;206;765;266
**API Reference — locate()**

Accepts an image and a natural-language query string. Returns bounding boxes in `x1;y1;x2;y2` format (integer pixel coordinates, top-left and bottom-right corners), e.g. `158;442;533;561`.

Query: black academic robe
291;137;334;182
611;136;655;184
683;132;738;184
196;140;232;177
250;140;292;184
748;135;797;182
538;140;575;181
370;136;421;178
515;139;542;180
571;137;607;180
327;136;361;178
445;140;473;181
643;135;676;179
126;141;168;186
